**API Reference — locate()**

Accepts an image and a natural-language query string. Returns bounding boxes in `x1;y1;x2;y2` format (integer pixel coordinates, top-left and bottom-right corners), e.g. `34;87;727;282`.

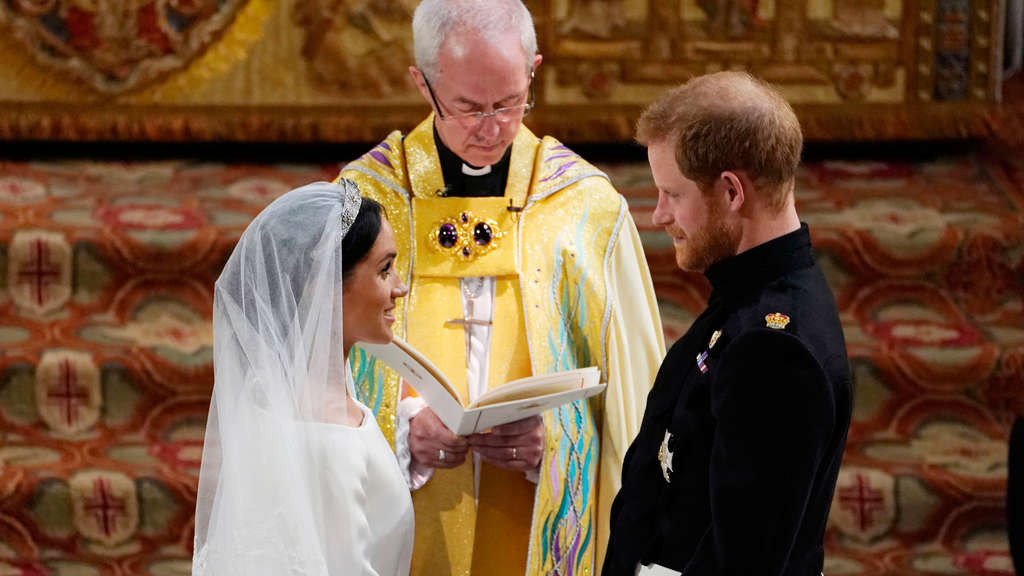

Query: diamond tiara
338;178;363;235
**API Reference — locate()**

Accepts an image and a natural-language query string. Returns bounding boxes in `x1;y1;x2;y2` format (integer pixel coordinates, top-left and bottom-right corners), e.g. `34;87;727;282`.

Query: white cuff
636;563;682;576
396;396;434;490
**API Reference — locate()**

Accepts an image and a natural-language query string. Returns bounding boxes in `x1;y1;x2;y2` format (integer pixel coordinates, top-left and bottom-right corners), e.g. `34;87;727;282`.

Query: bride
192;180;413;575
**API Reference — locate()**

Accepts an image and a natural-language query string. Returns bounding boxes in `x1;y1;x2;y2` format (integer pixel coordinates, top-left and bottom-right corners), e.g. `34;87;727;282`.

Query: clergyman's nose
476;115;501;140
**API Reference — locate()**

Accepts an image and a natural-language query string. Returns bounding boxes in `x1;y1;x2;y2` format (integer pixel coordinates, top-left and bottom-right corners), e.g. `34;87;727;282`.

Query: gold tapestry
0;0;1005;141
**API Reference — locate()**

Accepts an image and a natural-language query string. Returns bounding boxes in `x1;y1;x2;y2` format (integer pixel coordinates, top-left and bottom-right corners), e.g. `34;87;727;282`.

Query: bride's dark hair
341;197;385;280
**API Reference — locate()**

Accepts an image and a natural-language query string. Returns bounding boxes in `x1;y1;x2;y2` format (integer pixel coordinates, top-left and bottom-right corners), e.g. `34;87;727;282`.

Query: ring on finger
511;446;518;460
439;448;446;462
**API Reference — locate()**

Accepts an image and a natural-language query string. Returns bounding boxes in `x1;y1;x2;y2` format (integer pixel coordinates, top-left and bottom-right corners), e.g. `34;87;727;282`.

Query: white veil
193;180;362;575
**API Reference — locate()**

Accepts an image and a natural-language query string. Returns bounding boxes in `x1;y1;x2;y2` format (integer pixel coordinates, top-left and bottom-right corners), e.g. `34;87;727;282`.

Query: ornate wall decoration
0;0;1006;141
560;0;627;38
293;0;418;96
0;0;250;94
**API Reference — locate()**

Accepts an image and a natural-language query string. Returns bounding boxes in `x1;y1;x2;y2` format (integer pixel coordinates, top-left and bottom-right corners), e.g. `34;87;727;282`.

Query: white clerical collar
462;163;492;177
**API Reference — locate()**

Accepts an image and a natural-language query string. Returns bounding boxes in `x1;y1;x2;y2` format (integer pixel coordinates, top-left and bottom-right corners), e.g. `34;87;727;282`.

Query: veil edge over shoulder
193;180;362;575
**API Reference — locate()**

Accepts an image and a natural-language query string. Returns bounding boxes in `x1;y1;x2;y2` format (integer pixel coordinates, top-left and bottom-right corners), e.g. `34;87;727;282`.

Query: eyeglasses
423;71;535;128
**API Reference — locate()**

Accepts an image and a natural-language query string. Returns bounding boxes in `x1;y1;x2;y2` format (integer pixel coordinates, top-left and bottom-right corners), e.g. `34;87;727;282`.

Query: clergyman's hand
467;415;544;471
409;407;469;469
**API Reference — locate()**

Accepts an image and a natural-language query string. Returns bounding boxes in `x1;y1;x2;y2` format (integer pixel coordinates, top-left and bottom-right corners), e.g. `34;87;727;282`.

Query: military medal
708;330;722;349
658;430;674;482
696;350;709;373
765;312;790;330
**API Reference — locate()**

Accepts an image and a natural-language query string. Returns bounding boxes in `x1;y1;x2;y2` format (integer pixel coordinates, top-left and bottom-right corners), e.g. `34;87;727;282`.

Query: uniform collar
704;223;815;302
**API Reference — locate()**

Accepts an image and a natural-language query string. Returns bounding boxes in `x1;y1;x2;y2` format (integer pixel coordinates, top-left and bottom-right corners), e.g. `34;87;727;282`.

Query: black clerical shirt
604;224;852;576
434;125;510;198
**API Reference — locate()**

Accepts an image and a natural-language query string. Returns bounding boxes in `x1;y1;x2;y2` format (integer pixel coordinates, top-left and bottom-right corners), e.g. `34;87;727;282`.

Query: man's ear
409;66;435;110
533;53;543;71
718;171;746;213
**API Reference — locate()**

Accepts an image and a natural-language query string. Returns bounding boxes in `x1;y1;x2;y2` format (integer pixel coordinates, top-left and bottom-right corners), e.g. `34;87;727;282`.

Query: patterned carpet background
0;145;1021;575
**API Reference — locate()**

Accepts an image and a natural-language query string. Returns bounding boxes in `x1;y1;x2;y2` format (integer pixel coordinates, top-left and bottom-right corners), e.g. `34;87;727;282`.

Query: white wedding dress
192;182;414;576
316;401;414;574
193;398;414;576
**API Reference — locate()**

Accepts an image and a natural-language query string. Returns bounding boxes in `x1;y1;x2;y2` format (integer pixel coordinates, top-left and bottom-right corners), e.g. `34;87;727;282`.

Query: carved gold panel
0;0;1005;141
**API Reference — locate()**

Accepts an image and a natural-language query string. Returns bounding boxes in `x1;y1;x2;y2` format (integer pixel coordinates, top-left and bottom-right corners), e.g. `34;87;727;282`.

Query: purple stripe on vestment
567;527;583;576
545;152;575;162
368;150;392;169
540;160;578;183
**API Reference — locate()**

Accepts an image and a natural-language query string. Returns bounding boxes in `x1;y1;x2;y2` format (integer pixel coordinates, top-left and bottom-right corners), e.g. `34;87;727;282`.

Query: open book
358;338;605;435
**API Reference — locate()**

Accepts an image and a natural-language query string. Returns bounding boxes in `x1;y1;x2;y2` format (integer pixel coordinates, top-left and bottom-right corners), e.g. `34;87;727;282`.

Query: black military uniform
604;224;852;576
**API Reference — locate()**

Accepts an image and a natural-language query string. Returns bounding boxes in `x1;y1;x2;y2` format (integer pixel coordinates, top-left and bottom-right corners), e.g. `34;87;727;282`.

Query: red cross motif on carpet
35;350;100;435
70;470;138;546
48;359;88;427
19;241;60;306
10;231;71;316
831;468;895;542
84;478;126;538
839;473;885;530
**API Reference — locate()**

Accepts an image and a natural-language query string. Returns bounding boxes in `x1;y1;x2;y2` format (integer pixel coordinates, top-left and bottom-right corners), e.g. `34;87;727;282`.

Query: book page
471;367;601;408
356;339;471;434
359;338;461;403
359;339;605;435
459;383;606;435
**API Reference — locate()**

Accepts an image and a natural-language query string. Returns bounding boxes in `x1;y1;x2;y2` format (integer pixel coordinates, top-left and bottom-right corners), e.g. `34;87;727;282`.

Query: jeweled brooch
428;211;503;260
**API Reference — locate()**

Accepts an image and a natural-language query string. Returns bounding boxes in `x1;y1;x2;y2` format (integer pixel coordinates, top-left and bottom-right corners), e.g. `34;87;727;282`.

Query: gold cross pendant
445;286;492;328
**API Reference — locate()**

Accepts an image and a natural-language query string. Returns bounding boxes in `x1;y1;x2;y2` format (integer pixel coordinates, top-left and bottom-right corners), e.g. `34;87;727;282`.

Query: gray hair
413;0;537;82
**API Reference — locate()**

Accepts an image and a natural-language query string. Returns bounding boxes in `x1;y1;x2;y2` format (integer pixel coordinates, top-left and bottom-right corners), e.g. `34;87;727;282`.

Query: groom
603;71;853;576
